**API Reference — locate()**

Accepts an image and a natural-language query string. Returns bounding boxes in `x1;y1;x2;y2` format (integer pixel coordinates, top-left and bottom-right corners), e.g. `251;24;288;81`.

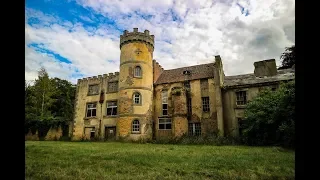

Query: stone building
71;28;295;141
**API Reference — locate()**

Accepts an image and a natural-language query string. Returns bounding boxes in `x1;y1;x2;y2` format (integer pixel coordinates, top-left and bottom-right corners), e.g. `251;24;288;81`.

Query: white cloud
26;0;295;84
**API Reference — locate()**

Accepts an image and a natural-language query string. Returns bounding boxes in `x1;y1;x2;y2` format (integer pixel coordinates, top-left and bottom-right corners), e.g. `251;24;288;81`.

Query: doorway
105;126;116;141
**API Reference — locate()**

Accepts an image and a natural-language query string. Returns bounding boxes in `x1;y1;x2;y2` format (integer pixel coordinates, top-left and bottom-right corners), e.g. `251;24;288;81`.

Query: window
133;92;141;105
162;90;168;116
86;103;97;117
108;81;118;93
188;123;201;136
187;98;192;114
236;91;247;105
106;101;117;116
159;118;172;130
90;129;95;139
132;120;140;132
134;66;142;77
88;84;99;95
202;97;210;112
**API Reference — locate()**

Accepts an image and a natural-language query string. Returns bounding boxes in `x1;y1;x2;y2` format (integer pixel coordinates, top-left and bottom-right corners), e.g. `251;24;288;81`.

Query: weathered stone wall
222;85;276;137
25;126;63;141
154;77;218;139
72;73;120;140
118;29;154;141
153;60;164;83
254;59;277;77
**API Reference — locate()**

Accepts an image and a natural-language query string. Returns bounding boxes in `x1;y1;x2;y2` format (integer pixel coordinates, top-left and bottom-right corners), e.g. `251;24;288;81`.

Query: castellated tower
117;28;154;140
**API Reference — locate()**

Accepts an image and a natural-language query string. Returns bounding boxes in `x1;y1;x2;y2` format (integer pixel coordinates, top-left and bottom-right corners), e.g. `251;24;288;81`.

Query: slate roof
154;63;216;85
223;68;295;88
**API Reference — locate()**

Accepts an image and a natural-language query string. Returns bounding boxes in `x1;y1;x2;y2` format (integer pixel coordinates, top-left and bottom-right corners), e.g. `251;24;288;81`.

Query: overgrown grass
25;141;295;180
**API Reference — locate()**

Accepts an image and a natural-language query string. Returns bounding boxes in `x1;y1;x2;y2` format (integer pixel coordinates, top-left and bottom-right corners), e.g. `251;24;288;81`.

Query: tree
25;67;76;138
242;81;295;148
278;45;295;69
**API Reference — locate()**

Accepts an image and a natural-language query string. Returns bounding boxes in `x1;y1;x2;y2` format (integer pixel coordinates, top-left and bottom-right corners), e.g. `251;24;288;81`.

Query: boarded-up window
108;81;118;93
88;84;99;95
200;79;208;90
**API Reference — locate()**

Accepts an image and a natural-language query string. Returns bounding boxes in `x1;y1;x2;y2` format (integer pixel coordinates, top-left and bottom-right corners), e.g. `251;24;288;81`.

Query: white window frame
133;93;141;104
86;103;97;117
132;120;140;133
106;101;117;116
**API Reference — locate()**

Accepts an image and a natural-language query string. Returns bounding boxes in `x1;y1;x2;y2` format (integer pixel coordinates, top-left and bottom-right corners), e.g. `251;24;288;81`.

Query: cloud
26;0;295;84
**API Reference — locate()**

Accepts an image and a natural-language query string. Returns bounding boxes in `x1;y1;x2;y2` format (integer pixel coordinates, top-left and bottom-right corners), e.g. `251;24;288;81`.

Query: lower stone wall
25;126;64;141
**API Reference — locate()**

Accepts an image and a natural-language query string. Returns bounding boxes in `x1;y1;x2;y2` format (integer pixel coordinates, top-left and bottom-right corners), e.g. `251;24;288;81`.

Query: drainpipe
99;89;105;140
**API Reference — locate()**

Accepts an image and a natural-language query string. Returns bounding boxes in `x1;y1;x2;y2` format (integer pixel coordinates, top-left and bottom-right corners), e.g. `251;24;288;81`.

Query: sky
25;0;295;84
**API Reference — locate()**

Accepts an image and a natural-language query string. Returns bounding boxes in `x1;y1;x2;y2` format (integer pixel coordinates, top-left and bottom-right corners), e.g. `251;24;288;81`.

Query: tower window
132;119;140;133
133;92;141;105
134;66;142;77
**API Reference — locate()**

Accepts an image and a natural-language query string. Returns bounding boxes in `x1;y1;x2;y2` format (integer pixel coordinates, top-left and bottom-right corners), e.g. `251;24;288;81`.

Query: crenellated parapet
77;72;120;85
120;28;155;51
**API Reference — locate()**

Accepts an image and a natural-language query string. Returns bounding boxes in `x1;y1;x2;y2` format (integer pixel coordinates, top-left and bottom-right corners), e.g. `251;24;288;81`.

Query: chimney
253;59;277;77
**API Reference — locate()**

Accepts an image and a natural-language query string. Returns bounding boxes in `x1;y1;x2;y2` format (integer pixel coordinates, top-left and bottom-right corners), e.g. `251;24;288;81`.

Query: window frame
86;102;97;118
132;92;142;105
132;119;140;133
162;90;168;116
106;101;118;116
202;97;210;112
134;65;142;78
188;123;201;136
158;118;172;130
236;90;247;105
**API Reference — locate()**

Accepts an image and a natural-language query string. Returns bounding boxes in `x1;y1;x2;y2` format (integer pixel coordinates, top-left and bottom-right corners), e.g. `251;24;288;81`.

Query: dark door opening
105;126;116;141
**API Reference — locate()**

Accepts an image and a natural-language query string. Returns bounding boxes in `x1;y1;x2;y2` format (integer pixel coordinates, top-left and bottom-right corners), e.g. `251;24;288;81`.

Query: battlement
77;72;120;84
120;28;155;51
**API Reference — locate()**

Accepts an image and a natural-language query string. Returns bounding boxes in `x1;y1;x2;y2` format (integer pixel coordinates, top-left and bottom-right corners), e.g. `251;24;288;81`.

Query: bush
242;81;295;148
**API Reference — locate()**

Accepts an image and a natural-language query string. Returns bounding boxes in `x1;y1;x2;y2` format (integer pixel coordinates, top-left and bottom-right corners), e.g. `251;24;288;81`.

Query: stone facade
70;28;295;141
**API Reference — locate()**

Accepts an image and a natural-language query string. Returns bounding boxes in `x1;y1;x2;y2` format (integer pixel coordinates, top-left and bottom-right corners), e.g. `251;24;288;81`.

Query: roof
224;68;295;88
155;63;216;85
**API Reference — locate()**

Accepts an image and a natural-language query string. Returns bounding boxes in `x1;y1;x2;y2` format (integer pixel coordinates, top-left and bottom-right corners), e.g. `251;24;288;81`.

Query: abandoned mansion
69;28;295;141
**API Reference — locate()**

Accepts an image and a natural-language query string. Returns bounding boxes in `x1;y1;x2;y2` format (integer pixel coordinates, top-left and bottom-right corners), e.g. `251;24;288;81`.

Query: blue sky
25;0;295;84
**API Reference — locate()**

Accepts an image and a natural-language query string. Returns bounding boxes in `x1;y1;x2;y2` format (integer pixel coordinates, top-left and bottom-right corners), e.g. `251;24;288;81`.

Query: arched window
133;92;141;105
134;66;142;77
132;119;140;132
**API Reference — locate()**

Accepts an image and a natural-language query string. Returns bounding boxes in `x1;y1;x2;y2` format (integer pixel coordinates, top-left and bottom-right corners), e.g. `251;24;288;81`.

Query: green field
25;141;295;180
